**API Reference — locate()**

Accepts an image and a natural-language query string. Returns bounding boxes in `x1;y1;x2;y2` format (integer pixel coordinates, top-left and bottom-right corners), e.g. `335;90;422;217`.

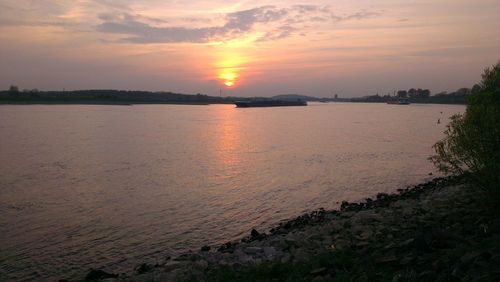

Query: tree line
351;86;478;104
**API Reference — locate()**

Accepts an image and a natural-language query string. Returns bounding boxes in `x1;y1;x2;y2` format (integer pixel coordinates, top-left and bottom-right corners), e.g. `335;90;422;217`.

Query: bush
430;62;500;202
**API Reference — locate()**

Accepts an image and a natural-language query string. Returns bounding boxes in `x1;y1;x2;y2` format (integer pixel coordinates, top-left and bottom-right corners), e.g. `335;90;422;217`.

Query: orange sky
0;0;499;97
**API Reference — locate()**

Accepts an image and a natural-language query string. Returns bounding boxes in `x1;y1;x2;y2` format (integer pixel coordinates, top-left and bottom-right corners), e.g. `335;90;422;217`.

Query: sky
0;0;499;97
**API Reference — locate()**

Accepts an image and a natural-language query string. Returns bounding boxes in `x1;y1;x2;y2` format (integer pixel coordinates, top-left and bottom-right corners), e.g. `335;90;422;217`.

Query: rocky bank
78;176;500;281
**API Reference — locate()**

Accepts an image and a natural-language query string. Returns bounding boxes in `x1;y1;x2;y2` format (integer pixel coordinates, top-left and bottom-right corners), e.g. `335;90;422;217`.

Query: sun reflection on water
212;105;241;167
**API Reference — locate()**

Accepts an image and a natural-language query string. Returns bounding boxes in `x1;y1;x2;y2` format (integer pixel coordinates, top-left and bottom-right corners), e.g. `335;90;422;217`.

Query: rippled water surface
0;103;464;280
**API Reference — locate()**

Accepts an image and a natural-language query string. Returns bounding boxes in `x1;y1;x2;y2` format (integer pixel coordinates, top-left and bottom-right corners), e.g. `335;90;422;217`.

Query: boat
235;99;307;108
387;98;410;105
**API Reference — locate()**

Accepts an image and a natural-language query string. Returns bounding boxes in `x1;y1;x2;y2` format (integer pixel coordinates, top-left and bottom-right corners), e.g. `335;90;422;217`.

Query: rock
85;269;118;281
460;251;482;263
201;245;210;252
409;228;460;251
354;241;370;247
130;272;155;282
251;229;260;238
134;263;153;274
419;270;437;281
294;248;310;261
281;253;291;263
244;246;262;254
263;246;277;258
334;239;349;249
357;229;373;240
310;267;327;275
399;255;414;265
353;210;382;223
193;259;208;271
392;273;402;282
217;242;235;253
284;237;298;247
158;268;184;281
307;233;323;241
377;255;398;264
234;249;252;263
163;261;186;272
311;275;326;282
340;201;350;210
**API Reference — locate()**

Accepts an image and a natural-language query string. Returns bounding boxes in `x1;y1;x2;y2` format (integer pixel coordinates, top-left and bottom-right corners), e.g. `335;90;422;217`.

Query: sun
219;71;238;87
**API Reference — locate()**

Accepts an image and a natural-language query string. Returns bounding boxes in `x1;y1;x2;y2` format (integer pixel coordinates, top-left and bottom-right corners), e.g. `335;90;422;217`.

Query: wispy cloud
96;5;381;44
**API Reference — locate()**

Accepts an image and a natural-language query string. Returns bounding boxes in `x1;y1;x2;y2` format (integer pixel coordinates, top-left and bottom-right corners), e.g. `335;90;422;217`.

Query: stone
334;239;349;249
244;246;262;254
85;269;118;281
399;255;413;265
311;275;325;282
263;246;277;258
377;255;398;264
281;253;291;263
218;242;235;253
163;261;186;272
134;263;153;274
310;267;327;275
235;249;253;263
251;229;260;238
201;245;210;252
284;237;298;247
460;251;482;263
418;270;437;281
293;248;310;261
193;260;208;271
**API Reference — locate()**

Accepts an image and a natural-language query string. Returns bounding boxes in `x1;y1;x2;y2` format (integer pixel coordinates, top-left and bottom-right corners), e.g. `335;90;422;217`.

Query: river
0;102;464;281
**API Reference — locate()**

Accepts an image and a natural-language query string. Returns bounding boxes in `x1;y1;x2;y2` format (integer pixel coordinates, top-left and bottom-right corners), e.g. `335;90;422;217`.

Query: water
0;102;464;281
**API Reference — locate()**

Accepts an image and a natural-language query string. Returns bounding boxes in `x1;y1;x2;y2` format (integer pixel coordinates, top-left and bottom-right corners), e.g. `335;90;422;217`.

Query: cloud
331;10;380;22
96;5;380;44
0;2;381;44
97;6;292;43
256;25;297;42
408;45;499;58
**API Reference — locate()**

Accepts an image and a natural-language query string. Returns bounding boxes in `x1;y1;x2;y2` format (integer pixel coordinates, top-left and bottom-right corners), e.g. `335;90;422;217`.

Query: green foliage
430;62;500;201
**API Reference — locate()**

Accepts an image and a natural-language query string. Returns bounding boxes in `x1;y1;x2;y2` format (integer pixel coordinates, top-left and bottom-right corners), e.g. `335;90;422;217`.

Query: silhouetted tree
408;88;417;98
430;61;500;203
471;84;482;94
9;85;19;93
397;90;407;98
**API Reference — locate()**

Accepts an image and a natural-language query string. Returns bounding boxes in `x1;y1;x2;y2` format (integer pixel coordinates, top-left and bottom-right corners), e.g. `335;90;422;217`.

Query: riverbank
80;176;499;281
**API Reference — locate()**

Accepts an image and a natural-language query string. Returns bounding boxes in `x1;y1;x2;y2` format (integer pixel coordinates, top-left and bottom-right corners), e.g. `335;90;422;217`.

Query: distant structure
334;94;338;100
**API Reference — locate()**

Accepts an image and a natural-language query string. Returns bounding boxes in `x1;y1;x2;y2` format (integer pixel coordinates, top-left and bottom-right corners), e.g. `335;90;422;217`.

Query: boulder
85;269;118;281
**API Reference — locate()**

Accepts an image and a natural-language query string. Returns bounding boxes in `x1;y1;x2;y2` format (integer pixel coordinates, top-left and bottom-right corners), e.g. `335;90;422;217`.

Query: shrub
430;62;500;202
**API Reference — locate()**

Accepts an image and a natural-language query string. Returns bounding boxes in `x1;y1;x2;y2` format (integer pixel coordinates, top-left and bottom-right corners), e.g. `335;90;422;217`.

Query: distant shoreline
0;100;467;106
0;89;469;105
0;100;217;106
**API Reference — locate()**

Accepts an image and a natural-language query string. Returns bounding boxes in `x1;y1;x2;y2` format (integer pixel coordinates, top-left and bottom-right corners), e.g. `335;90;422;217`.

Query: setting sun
214;50;248;89
219;71;238;87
